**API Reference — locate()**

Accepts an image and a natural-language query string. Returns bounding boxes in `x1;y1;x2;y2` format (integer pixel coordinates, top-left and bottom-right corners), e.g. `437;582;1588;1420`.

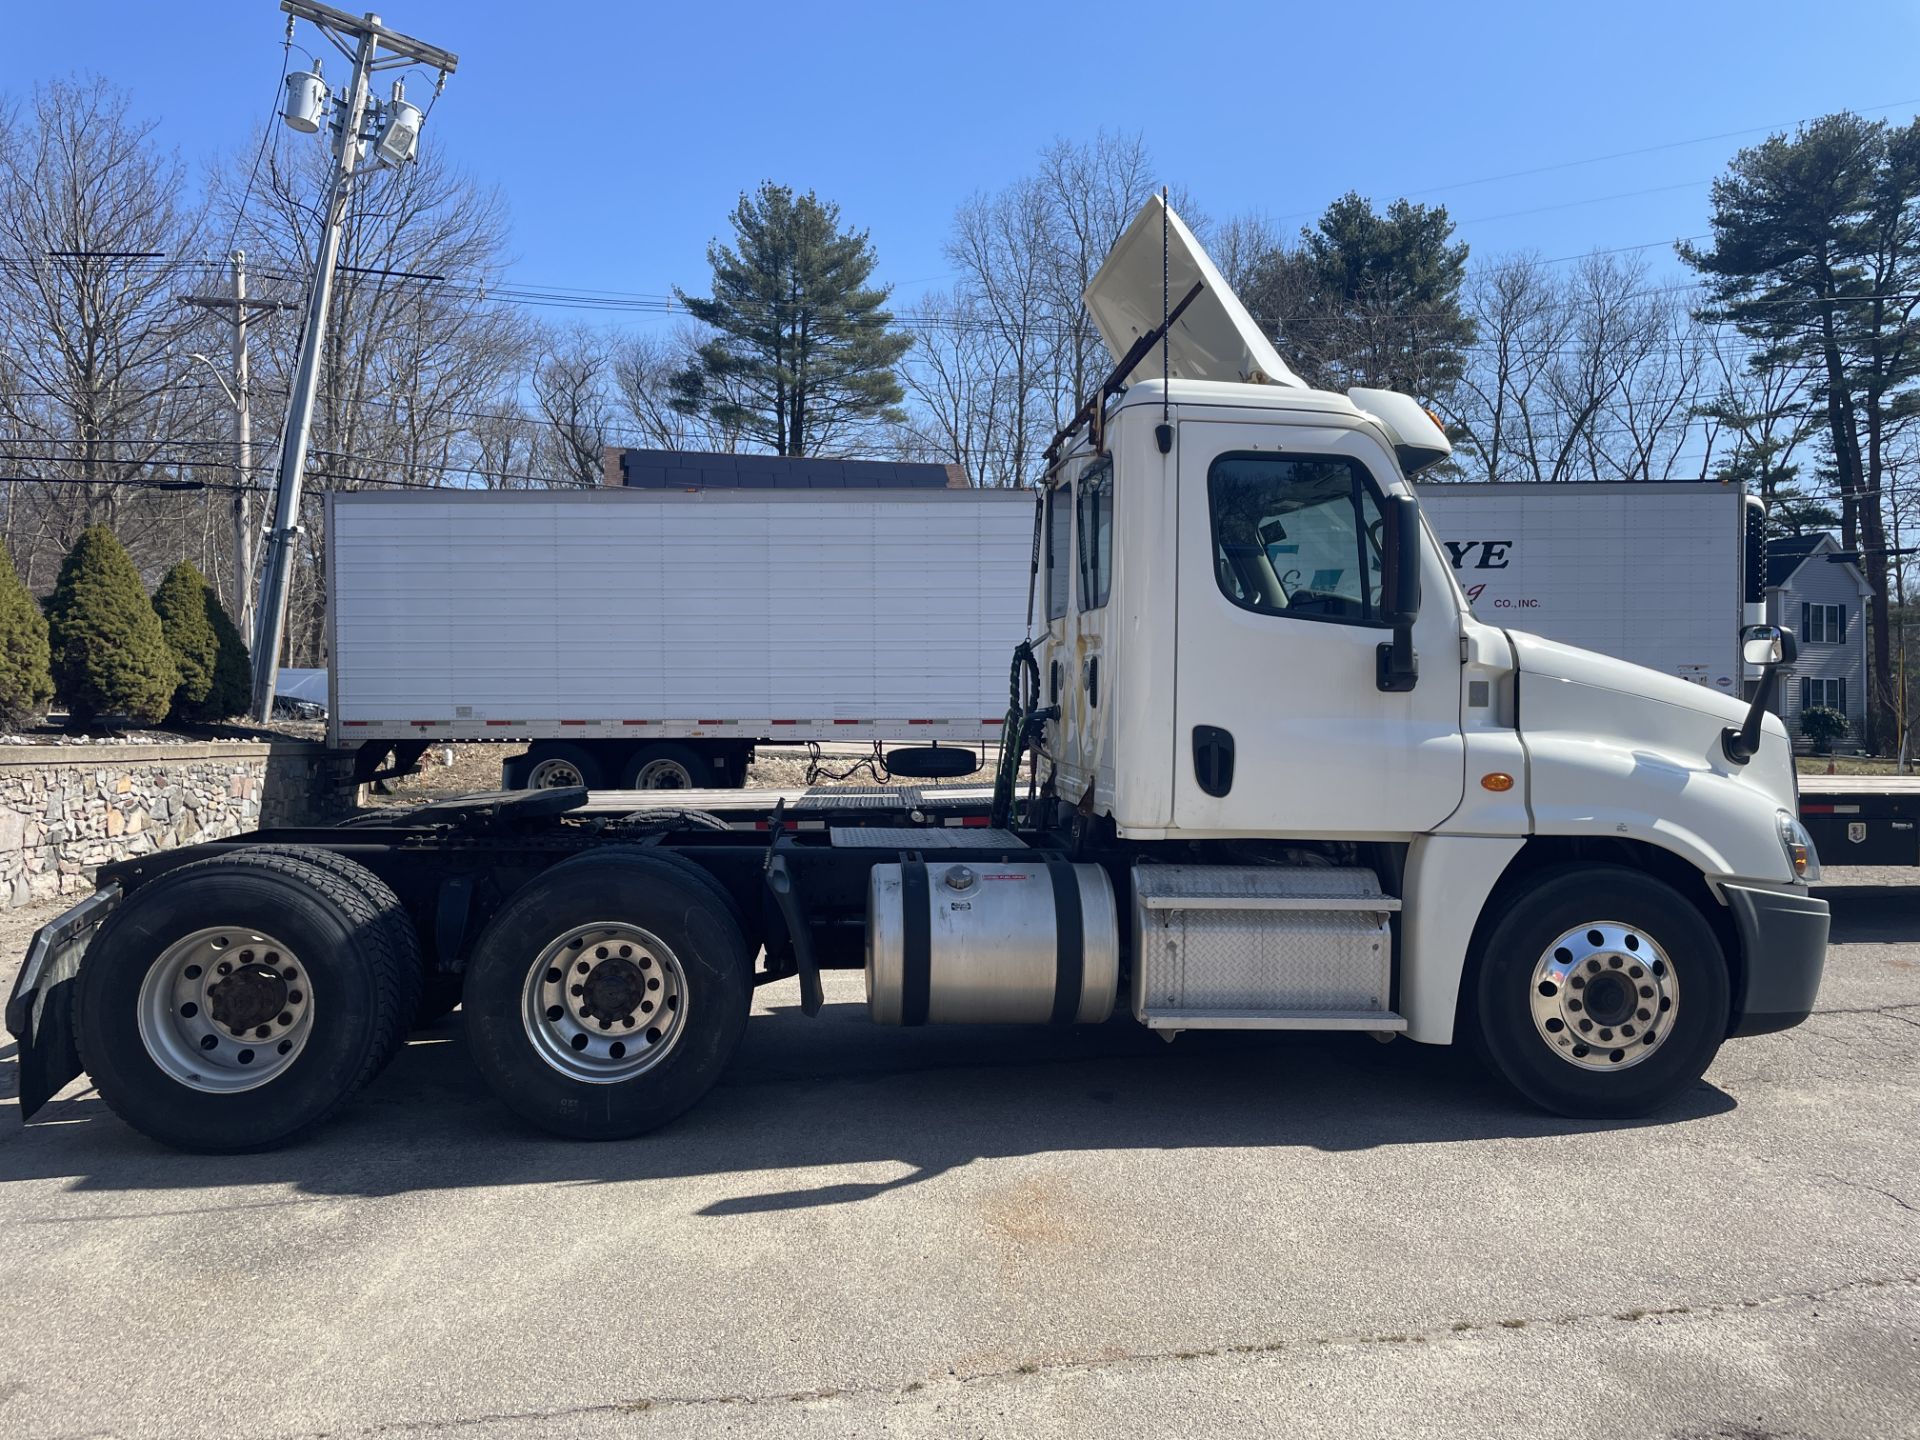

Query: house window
1801;676;1847;714
1802;602;1846;644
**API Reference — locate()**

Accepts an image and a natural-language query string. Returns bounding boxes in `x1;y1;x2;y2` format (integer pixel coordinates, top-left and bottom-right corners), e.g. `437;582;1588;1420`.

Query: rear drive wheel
618;744;711;790
1469;864;1729;1117
73;849;421;1151
462;850;751;1138
520;744;605;790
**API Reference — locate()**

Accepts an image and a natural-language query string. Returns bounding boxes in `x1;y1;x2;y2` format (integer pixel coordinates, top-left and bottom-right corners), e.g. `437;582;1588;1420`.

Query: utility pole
182;251;285;643
252;1;458;722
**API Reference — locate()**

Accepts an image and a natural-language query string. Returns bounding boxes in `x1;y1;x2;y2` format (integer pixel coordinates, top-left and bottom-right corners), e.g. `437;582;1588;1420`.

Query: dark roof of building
609;448;968;490
1766;532;1830;588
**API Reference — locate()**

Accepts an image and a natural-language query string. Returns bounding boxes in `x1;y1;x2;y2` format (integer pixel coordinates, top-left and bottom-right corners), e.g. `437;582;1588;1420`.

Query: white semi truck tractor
7;198;1828;1149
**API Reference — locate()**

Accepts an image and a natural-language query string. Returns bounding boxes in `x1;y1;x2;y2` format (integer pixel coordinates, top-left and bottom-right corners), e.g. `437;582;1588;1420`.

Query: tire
618;744;711;791
73;849;421;1151
462;849;752;1139
518;743;606;790
239;844;427;1064
1467;864;1730;1118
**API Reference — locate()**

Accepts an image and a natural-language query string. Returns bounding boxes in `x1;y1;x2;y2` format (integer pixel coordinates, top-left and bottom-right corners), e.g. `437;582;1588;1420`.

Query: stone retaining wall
0;743;359;908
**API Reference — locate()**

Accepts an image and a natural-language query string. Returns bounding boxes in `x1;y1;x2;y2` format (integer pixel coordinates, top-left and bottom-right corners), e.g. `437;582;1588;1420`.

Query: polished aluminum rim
1529;921;1678;1071
526;757;586;788
136;927;314;1093
520;922;687;1083
632;757;693;789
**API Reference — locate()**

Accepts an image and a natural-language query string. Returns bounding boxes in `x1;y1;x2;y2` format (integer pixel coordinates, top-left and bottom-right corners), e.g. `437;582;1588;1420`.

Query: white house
1764;532;1870;743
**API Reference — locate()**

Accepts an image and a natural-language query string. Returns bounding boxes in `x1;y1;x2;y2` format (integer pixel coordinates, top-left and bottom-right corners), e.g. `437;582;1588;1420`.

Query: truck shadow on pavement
0;987;1735;1210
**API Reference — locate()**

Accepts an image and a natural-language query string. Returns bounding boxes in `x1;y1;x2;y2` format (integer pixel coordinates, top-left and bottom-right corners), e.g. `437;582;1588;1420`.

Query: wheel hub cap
136;929;314;1093
521;922;687;1083
207;964;290;1032
1528;922;1679;1072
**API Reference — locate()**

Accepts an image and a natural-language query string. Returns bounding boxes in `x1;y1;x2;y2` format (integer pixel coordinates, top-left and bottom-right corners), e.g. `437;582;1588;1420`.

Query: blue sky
5;1;1920;326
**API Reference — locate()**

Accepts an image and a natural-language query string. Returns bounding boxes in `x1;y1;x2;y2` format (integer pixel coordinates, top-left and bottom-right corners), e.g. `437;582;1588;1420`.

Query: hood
1083;195;1303;389
1508;629;1753;728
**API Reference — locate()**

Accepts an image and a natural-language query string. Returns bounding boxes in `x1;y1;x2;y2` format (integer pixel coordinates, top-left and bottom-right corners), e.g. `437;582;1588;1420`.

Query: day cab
1032;196;1828;1113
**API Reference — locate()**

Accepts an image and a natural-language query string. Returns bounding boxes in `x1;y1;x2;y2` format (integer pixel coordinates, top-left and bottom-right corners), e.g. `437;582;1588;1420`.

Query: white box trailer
325;487;1034;788
1414;481;1765;699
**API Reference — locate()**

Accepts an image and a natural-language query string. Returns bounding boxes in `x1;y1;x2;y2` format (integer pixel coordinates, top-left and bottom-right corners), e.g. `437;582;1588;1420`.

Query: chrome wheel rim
1529;921;1678;1071
632;757;693;789
136;927;314;1092
520;922;688;1083
527;757;585;788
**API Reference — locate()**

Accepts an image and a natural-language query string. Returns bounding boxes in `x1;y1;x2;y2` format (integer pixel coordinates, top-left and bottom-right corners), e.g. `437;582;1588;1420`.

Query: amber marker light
1481;772;1515;792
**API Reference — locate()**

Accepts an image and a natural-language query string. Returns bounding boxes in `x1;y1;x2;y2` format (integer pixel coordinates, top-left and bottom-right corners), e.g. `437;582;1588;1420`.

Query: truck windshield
1209;454;1383;624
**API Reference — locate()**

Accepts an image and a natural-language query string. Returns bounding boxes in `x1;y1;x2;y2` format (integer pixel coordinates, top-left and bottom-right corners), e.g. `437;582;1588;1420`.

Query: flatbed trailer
1797;775;1920;866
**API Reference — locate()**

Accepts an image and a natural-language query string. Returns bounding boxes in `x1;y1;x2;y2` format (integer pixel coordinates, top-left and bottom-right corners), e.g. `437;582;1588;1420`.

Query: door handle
1083;654;1099;708
1192;726;1234;797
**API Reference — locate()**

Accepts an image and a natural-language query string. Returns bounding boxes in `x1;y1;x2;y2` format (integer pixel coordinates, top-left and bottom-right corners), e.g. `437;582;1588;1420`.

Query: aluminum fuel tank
866;860;1119;1025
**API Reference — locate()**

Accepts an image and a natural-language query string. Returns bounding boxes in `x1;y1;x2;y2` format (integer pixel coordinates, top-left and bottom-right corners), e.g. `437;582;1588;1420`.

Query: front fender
1519;670;1796;885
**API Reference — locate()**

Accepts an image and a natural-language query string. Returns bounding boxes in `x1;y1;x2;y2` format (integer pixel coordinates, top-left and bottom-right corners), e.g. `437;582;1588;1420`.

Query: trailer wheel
517;743;605;790
462;850;751;1139
1468;864;1729;1118
72;850;421;1151
618;744;710;790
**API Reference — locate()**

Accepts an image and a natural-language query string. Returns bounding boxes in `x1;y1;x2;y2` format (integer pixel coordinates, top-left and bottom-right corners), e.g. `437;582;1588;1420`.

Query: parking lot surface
0;882;1915;1438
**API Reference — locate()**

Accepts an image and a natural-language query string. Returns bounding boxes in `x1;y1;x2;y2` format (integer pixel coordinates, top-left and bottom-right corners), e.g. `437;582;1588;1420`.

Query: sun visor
1083;194;1302;389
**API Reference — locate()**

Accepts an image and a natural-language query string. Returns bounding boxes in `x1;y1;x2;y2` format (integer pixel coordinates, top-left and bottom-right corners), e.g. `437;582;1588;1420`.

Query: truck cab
1032;196;1827;1098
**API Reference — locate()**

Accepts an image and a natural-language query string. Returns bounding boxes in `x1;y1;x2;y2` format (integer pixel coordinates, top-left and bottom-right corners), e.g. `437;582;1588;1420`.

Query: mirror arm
1723;666;1779;765
1376;626;1418;692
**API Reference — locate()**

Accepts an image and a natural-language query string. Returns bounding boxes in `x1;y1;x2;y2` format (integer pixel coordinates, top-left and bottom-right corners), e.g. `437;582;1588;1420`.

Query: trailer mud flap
5;886;118;1119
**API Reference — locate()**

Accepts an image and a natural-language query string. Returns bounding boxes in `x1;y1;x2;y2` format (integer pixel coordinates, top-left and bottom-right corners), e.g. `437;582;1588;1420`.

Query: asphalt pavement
0;881;1914;1438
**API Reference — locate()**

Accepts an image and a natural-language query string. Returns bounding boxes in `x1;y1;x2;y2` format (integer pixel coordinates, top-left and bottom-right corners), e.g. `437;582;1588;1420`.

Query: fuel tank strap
1046;859;1084;1026
900;861;931;1026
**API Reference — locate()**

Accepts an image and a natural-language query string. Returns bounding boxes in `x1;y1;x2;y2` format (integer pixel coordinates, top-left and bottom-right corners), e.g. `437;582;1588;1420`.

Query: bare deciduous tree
0;78;214;584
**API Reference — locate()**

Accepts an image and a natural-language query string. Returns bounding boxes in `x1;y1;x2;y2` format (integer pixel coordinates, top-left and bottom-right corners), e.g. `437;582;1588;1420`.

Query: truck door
1173;422;1465;835
1038;460;1113;808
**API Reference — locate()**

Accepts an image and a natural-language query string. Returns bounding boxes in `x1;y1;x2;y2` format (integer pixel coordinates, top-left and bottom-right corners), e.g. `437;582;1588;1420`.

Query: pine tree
0;543;53;731
203;589;252;720
671;182;913;455
1242;193;1474;407
46;525;178;726
1682;114;1920;750
151;561;218;721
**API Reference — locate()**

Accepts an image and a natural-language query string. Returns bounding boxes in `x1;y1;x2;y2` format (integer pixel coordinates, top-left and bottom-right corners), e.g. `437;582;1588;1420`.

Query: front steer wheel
73;849;422;1151
461;849;752;1139
1467;864;1731;1118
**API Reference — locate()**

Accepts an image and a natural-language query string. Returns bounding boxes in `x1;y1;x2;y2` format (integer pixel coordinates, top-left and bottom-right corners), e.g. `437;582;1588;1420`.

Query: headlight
1777;809;1820;881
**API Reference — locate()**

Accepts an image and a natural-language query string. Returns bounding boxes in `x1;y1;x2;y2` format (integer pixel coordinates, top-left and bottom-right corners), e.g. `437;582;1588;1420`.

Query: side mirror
1724;624;1798;765
1741;624;1797;669
1376;494;1422;692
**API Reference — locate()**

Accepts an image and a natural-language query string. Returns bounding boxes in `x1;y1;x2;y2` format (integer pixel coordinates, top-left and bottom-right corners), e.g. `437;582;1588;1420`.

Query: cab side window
1076;458;1113;611
1208;453;1384;625
1045;481;1072;621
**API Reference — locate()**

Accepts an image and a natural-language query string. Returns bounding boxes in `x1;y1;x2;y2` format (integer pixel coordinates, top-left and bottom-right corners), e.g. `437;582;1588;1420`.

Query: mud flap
5;886;118;1119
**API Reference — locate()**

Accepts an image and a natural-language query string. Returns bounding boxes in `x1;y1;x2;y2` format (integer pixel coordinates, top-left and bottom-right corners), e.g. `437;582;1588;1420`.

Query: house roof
1766;532;1831;588
606;447;969;490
